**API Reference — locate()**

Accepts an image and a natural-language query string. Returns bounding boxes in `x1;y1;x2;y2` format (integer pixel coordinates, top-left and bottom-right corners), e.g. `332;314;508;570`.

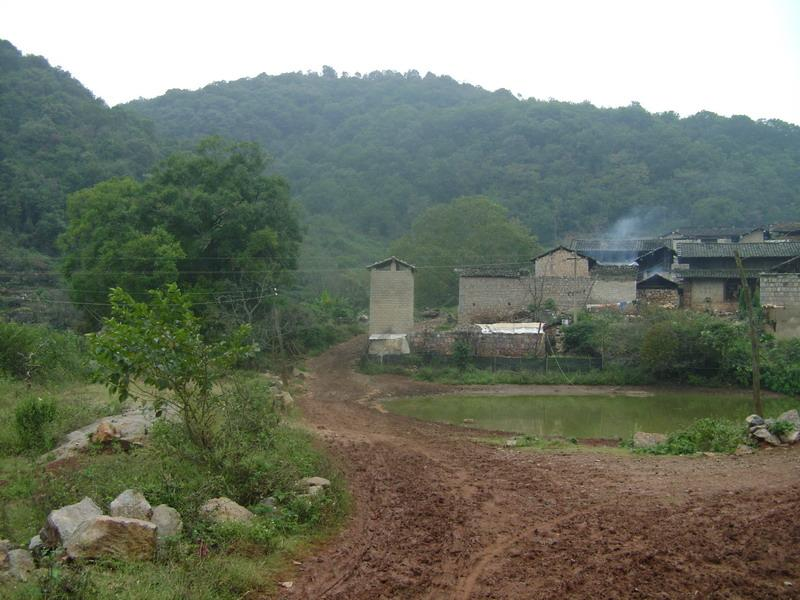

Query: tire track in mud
279;336;800;599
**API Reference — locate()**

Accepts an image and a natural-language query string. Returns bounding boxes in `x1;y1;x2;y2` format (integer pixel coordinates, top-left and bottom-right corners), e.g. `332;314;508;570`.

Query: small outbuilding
367;256;415;355
636;273;680;308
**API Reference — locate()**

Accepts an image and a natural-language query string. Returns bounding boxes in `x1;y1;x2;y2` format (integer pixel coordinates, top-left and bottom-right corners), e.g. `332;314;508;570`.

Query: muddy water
384;393;799;438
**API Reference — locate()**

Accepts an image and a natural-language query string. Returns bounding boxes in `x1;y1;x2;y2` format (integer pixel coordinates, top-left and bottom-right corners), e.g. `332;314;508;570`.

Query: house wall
458;275;595;323
369;266;414;334
761;274;800;339
683;279;732;311
589;276;637;305
409;330;545;358
534;249;589;277
741;230;766;243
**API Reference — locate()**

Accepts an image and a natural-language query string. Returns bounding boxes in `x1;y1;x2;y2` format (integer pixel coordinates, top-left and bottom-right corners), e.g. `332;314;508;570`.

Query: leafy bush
0;322;86;382
14;396;57;451
641;418;746;455
452;339;471;372
762;339;800;396
768;419;794;437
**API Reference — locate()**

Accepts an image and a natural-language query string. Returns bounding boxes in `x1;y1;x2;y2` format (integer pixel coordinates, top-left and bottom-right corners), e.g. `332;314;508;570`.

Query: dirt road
281;337;800;599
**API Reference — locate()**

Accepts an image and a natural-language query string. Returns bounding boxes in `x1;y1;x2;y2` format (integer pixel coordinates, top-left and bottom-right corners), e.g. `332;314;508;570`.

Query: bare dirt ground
280;337;800;599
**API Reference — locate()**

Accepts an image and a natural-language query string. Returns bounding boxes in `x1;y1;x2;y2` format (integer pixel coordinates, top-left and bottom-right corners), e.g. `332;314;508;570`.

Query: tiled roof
532;245;595;264
591;264;639;277
366;256;416;271
676;242;800;258
456;267;529;278
769;222;800;233
769;255;800;273
663;226;762;238
570;239;666;252
678;269;761;280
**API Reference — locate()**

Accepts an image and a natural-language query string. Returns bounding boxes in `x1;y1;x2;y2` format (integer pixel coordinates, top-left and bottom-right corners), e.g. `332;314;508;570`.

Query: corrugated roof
476;323;545;334
676;242;800;258
570;239;665;252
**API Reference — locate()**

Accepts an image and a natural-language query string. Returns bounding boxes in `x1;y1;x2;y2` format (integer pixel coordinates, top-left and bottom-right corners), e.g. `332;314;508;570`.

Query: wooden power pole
734;251;764;416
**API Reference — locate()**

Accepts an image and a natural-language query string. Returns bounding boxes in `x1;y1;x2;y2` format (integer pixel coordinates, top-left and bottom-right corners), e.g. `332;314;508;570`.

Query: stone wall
761;273;800;339
534;248;589;277
369;267;414;334
410;329;545;358
457;276;533;323
637;288;679;308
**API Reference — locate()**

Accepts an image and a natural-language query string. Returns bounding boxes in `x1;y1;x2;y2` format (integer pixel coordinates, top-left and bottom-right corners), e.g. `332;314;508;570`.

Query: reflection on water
385;394;796;439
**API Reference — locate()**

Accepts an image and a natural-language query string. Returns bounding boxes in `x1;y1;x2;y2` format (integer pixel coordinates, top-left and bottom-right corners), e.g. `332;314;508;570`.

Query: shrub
0;322;86;382
14;396;57;451
768;419;794;437
452;339;471;372
641;418;746;455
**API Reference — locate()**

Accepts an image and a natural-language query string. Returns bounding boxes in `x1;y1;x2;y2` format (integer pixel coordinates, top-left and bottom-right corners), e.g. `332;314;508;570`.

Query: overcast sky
2;0;799;124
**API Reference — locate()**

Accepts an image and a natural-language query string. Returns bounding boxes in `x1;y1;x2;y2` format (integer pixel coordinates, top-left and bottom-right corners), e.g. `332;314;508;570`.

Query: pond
384;392;799;439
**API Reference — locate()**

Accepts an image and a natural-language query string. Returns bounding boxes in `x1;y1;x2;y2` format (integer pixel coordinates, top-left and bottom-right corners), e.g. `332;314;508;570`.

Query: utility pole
734;251;763;416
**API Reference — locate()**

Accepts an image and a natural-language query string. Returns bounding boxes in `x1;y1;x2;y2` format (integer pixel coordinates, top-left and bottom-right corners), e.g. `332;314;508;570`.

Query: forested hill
0;40;163;252
127;68;800;244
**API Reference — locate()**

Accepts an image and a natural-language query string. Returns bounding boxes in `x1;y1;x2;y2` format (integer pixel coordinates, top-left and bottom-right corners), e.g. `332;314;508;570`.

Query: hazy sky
2;0;799;124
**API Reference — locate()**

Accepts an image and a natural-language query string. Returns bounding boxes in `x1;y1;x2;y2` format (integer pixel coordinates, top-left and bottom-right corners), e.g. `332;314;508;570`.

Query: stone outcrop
633;432;667;449
747;412;800;448
109;489;153;520
41;497;103;548
65;516;157;561
199;497;254;524
151;505;183;539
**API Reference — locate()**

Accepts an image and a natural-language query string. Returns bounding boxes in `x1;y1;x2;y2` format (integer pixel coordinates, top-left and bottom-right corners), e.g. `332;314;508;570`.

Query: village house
457;246;638;323
675;241;800;312
761;256;800;339
569;238;666;265
366;256;415;355
661;226;766;244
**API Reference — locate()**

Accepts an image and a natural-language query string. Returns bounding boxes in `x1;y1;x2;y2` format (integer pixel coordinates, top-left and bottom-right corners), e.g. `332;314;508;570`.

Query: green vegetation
0;321;87;382
390;196;539;307
635;418;747;455
126;68;800;252
0;293;346;598
0;40;161;254
383;393;800;440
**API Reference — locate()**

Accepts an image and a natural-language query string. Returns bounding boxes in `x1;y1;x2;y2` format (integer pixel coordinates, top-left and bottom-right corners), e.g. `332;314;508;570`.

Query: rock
7;549;35;581
306;485;325;497
259;497;277;510
109;489;152;520
28;535;42;553
505;438;518;447
632;432;667;449
463;418;475;424
91;421;121;444
749;424;767;433
199;497;254;524
65;516;157;561
278;391;294;408
779;429;800;445
752;428;781;446
777;409;800;429
0;539;11;568
734;444;755;455
292;366;306;380
298;476;330;489
745;414;765;427
150;505;183;539
41;497;103;548
280;581;293;589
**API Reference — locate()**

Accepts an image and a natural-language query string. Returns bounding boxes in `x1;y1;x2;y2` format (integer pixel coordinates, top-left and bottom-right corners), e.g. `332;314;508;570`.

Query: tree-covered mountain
126;68;800;245
0;39;163;252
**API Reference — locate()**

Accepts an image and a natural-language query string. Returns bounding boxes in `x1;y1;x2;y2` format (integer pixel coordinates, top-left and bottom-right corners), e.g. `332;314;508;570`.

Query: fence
365;352;602;373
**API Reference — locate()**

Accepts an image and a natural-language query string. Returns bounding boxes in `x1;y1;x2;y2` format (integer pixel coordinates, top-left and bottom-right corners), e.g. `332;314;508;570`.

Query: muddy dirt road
281;337;800;599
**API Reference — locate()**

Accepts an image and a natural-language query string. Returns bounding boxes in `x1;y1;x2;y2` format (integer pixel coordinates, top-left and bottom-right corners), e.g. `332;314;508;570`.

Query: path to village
279;337;799;599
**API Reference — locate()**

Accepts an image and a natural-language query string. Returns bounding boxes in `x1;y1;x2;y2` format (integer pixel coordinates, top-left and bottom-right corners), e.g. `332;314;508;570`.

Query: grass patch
0;375;348;599
633;418;748;455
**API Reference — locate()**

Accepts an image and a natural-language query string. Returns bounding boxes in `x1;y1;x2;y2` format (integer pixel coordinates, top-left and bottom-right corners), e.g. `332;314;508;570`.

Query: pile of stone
747;410;800;447
31;490;183;564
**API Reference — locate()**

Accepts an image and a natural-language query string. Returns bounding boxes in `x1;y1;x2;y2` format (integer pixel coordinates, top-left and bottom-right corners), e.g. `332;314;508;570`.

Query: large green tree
58;137;301;326
391;196;540;308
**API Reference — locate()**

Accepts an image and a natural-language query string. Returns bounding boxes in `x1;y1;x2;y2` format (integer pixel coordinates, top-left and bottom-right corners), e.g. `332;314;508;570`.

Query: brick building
367;256;415;335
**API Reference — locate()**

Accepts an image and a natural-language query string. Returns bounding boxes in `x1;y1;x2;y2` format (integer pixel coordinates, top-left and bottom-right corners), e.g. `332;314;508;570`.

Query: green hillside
0;39;163;253
126;68;800;245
